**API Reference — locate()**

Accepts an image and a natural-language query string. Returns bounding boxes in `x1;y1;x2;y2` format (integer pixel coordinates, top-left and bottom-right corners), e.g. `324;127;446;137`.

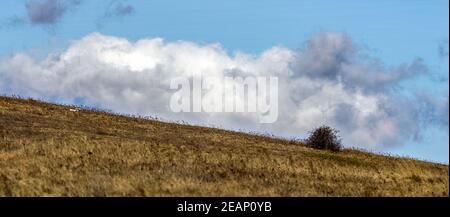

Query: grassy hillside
0;96;448;196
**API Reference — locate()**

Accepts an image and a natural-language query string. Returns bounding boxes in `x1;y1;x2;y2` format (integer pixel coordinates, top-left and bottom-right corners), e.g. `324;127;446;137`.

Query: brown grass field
0;96;448;196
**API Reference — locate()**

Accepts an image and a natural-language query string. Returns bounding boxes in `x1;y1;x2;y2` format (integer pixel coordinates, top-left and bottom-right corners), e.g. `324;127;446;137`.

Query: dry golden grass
0;96;448;196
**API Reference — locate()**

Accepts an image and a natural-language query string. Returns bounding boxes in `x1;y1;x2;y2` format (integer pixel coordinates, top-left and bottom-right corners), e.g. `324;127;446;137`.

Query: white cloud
0;32;447;149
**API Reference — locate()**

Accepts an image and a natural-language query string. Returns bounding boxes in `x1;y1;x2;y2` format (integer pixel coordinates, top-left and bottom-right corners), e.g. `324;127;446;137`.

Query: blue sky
0;0;448;163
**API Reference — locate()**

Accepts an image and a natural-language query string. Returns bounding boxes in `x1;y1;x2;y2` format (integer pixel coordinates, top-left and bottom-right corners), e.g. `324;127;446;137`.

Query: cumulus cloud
291;33;427;93
26;0;81;25
416;92;449;127
3;0;81;28
0;32;447;149
96;0;135;28
105;1;135;17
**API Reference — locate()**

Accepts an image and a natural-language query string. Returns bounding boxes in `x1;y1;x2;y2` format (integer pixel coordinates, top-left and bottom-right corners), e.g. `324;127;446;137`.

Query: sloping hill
0;96;448;196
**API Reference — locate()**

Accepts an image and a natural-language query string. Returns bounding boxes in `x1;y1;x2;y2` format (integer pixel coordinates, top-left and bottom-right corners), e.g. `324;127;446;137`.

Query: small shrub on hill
306;126;342;152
